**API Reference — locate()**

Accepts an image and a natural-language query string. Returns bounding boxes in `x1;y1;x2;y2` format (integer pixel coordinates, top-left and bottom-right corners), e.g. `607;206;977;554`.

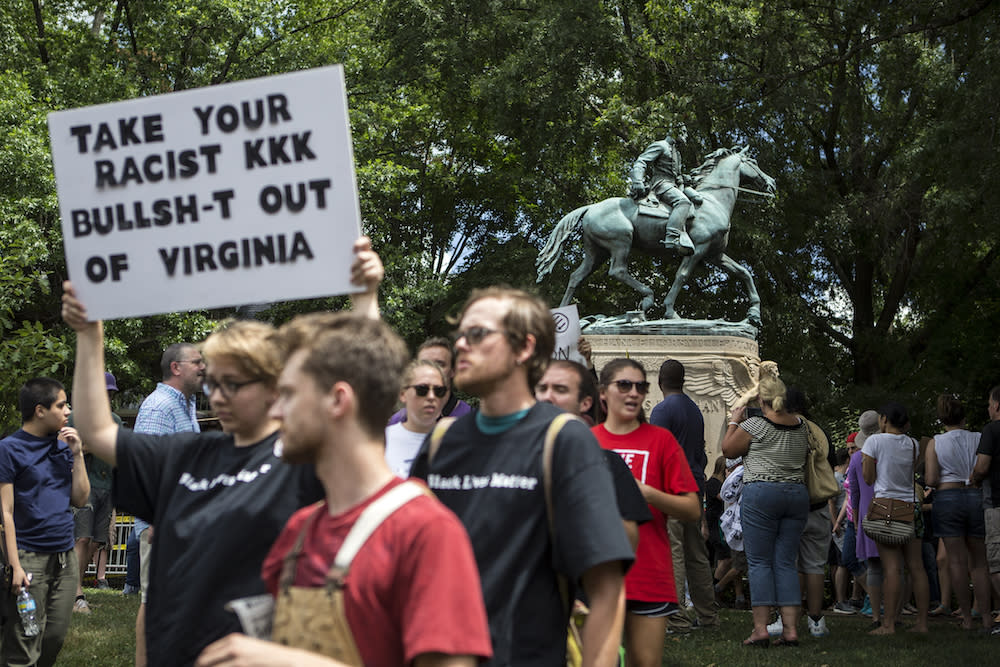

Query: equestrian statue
536;144;776;327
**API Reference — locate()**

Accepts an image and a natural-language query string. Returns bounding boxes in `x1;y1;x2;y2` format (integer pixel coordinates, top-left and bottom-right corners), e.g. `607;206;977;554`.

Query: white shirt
862;432;917;501
384;423;429;478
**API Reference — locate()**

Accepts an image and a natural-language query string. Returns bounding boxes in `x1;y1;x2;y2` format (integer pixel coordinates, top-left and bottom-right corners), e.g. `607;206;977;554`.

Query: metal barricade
82;514;134;577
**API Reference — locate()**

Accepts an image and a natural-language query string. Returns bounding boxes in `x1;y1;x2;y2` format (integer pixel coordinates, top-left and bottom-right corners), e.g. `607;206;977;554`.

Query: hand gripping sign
48;66;363;320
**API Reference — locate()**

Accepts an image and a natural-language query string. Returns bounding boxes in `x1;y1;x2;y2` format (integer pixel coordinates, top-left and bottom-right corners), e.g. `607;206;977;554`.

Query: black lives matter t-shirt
410;402;634;667
113;429;323;667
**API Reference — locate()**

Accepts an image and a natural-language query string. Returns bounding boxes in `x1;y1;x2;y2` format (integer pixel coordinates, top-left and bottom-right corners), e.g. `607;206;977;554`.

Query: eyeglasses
407;384;448;398
179;358;205;366
203;377;262;399
610;379;650;394
451;327;503;346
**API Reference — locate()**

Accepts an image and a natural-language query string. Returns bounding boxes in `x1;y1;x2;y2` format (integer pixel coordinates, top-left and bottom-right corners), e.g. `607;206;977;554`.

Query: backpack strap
427;417;458;464
278;501;326;593
540;412;581;614
325;481;429;590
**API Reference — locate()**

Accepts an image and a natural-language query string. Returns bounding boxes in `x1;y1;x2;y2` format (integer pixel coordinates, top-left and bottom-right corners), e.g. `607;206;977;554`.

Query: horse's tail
536;206;589;282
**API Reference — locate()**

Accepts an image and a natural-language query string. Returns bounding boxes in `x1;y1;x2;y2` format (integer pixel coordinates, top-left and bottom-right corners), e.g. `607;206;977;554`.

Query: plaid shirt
133;383;200;436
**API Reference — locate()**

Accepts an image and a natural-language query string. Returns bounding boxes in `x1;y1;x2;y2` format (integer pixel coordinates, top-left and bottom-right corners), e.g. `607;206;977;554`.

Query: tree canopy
1;0;998;435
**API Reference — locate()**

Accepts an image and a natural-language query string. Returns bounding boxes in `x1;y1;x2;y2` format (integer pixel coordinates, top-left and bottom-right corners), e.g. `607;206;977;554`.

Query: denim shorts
932;487;986;538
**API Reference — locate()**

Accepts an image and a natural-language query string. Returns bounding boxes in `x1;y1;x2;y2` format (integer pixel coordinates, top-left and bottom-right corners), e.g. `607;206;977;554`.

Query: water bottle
17;574;39;637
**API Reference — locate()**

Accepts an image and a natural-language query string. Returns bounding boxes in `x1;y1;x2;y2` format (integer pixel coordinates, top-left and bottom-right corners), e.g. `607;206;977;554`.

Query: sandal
773;637;799;647
929;605;951;617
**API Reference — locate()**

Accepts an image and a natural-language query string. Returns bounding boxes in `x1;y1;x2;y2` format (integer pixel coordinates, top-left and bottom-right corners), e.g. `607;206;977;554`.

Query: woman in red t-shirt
592;358;700;667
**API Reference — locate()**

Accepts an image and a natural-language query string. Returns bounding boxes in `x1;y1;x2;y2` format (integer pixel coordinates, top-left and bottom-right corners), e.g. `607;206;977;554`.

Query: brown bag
863;497;916;545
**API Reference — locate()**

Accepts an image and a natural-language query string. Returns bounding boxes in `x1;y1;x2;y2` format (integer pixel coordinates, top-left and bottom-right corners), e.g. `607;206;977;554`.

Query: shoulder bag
803;420;840;504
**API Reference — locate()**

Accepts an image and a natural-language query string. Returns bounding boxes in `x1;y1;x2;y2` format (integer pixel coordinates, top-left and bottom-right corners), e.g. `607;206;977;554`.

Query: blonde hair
202;320;281;387
402;359;447;391
757;370;787;413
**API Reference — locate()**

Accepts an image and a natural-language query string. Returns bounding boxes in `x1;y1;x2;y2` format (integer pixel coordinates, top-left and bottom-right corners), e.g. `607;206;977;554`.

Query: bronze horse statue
536;146;776;325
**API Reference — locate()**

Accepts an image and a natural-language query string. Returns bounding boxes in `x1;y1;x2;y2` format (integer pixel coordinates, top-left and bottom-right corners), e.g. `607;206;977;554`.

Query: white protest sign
48;65;362;320
550;304;587;365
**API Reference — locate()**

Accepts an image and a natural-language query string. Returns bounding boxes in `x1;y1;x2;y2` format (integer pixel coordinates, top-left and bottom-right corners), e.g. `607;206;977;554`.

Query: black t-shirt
410;402;634;667
649;393;707;492
978;420;1000;508
113;429;324;667
605;450;652;525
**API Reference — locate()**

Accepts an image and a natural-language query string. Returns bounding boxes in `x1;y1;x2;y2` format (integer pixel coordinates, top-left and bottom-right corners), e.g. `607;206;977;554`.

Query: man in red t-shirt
196;247;491;667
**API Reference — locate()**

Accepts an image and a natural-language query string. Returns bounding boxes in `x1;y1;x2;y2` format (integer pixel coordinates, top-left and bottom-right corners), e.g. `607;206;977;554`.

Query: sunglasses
408;384;448;398
451;326;503;346
610;379;650;394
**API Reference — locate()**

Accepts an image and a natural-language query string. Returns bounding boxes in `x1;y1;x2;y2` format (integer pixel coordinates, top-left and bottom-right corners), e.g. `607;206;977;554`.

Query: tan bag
803;420;839;504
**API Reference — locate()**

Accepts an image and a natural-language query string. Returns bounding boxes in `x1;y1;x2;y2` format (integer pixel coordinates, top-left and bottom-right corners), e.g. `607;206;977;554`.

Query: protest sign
550;304;587;365
48;65;362;320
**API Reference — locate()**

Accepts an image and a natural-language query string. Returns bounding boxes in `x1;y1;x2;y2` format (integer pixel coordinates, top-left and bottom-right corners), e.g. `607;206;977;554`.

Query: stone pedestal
587;334;761;478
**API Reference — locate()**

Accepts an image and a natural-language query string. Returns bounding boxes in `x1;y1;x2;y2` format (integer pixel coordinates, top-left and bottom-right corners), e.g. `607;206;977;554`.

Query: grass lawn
58;590;997;666
62;585;138;666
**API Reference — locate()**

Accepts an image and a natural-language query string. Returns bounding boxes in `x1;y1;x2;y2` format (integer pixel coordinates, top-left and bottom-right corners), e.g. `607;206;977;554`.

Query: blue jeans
742;481;809;607
125;527;140;588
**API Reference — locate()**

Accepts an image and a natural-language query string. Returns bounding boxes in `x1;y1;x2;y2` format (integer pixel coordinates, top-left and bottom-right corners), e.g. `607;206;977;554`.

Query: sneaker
121;584;139;596
767;616;784;637
991;624;1000;637
833;601;857;615
95;579;110;590
808;616;830;637
73;597;91;614
859;597;872;617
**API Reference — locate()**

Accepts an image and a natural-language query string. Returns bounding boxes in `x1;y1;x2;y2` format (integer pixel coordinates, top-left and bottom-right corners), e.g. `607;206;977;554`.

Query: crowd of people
0;238;998;666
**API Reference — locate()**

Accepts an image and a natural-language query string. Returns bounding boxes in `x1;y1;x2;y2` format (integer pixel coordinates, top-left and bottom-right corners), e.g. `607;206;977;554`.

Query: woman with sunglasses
592;358;700;667
722;368;809;647
384;359;448;477
62;238;383;667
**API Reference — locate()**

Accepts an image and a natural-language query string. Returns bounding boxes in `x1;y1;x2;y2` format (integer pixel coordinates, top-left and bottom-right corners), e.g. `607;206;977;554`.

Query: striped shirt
740;416;808;484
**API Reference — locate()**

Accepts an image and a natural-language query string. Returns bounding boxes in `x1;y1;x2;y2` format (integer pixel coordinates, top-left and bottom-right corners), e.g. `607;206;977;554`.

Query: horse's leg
607;246;655;312
662;254;702;319
716;253;761;326
560;238;606;307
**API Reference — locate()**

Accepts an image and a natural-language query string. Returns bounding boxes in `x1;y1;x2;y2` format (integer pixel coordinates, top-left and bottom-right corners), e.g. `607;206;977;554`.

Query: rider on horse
628;125;704;256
